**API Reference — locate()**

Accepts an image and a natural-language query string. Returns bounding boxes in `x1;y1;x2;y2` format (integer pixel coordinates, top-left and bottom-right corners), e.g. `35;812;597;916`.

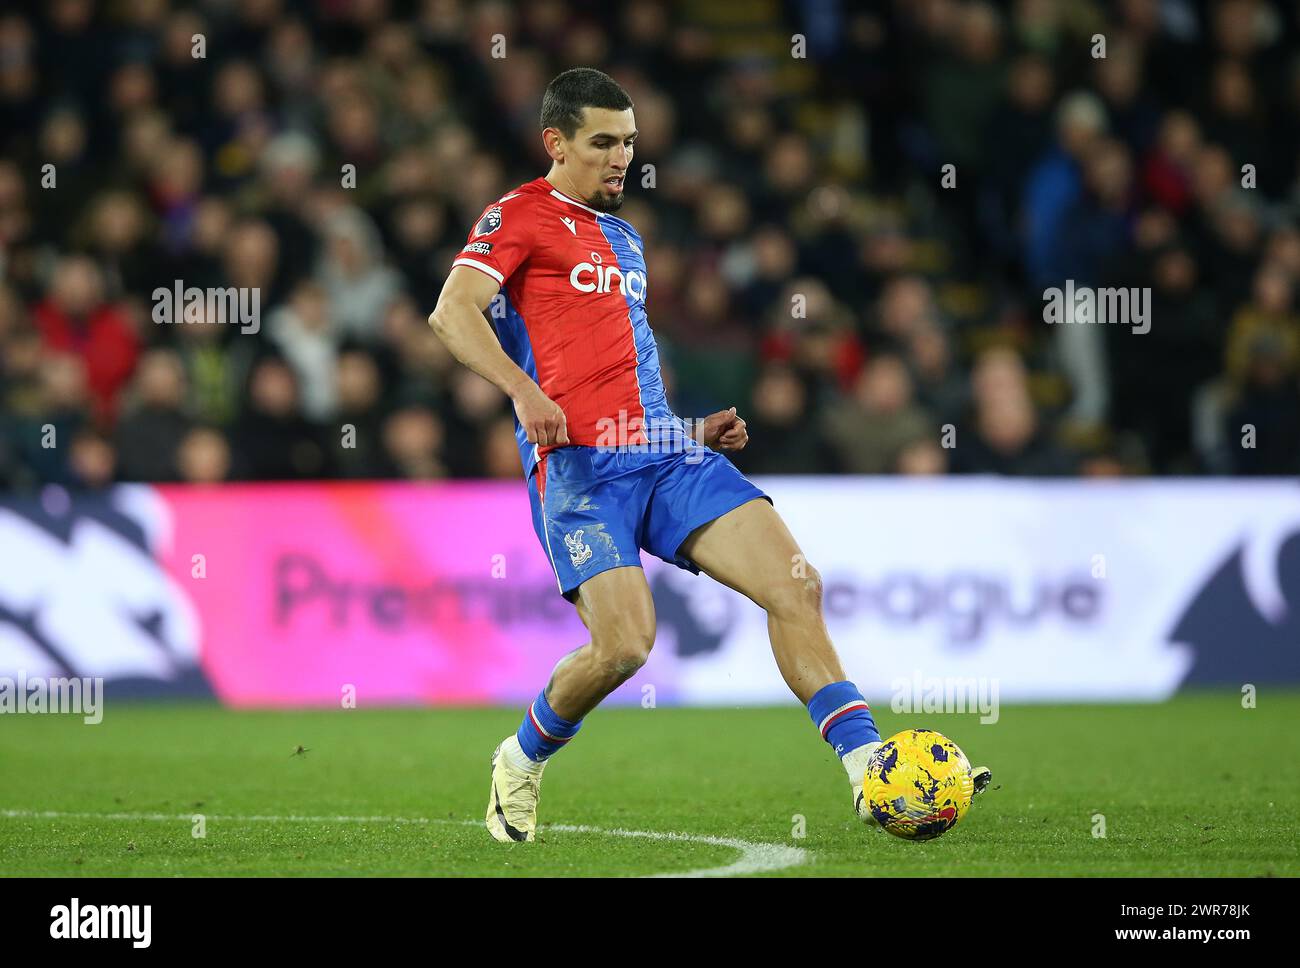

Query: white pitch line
544;823;808;878
0;809;808;878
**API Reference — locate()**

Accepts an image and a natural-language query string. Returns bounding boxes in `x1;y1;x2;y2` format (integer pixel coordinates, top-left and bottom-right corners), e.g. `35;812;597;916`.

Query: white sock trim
501;734;545;773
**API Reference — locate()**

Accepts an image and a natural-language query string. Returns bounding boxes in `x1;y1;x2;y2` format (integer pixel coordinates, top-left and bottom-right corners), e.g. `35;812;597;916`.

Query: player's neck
544;170;588;206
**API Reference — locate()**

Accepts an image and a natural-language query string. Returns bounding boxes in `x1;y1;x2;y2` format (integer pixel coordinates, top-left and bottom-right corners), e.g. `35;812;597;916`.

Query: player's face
560;107;637;213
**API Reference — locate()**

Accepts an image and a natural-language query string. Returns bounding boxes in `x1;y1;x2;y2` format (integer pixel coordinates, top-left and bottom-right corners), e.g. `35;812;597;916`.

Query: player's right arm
428;266;569;447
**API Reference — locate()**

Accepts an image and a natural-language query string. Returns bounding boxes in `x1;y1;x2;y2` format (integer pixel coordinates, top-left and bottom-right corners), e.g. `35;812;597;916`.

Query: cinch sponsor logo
569;262;647;302
50;898;151;948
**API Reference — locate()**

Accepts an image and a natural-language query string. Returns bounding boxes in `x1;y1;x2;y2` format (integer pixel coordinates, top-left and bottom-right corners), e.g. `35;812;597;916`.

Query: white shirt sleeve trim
451;258;505;285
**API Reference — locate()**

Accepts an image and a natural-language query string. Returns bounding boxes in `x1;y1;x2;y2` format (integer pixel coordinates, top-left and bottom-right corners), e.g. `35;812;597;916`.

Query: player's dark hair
540;68;633;138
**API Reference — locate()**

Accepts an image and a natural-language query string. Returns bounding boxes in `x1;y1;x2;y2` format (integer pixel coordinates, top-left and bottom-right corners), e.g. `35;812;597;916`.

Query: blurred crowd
1;0;1299;489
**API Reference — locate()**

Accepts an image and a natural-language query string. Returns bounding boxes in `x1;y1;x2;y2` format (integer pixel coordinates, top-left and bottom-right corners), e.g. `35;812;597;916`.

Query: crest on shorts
474;206;503;236
564;529;592;567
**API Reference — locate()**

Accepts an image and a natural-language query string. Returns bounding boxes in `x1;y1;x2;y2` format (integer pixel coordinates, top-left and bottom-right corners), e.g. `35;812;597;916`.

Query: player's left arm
683;407;748;451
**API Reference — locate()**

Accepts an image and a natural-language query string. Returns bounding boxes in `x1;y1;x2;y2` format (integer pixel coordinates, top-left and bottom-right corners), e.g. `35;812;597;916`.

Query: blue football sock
516;690;582;762
807;681;880;757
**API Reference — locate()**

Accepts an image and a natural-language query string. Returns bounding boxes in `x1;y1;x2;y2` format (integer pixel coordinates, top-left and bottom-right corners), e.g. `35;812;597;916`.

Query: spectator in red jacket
32;255;138;424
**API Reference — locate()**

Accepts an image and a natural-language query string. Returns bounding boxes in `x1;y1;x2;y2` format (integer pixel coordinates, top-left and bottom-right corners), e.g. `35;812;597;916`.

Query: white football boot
485;739;545;843
847;741;883;825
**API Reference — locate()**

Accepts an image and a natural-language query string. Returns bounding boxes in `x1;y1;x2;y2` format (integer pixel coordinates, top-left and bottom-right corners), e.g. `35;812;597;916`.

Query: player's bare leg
486;566;655;842
678;497;991;823
678;498;843;702
548;566;656;719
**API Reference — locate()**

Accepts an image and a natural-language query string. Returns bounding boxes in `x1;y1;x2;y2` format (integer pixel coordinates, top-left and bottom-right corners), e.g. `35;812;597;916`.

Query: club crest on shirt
564;529;593;567
474;206;503;236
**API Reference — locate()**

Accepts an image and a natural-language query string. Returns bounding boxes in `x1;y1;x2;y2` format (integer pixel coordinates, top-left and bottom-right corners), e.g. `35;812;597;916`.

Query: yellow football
863;729;975;840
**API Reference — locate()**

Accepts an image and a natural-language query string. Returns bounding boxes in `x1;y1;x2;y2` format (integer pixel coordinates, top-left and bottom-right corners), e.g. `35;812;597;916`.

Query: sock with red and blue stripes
508;690;581;771
807;680;880;759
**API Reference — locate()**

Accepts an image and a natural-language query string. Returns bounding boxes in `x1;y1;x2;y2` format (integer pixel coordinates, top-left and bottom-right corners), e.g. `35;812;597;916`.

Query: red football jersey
453;177;682;476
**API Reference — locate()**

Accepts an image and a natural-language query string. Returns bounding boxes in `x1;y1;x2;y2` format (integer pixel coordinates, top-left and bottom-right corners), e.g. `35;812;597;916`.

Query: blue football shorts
525;442;770;601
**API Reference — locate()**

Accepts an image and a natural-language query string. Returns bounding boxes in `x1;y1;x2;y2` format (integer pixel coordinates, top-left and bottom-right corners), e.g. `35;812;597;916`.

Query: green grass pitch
1;692;1296;877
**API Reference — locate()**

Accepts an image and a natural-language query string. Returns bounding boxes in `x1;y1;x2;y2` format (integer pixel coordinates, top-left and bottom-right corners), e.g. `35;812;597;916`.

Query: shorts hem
558;554;645;602
660;491;771;572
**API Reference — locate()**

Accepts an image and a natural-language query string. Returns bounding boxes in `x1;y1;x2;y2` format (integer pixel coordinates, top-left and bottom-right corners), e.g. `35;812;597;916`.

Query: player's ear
542;127;565;163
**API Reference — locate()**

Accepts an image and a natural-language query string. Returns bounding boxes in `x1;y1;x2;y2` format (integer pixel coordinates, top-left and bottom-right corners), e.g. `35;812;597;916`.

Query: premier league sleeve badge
474;205;503;236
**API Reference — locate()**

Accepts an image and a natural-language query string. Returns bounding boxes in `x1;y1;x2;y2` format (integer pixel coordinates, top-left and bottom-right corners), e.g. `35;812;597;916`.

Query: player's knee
609;648;649;681
764;564;823;620
592;623;655;682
